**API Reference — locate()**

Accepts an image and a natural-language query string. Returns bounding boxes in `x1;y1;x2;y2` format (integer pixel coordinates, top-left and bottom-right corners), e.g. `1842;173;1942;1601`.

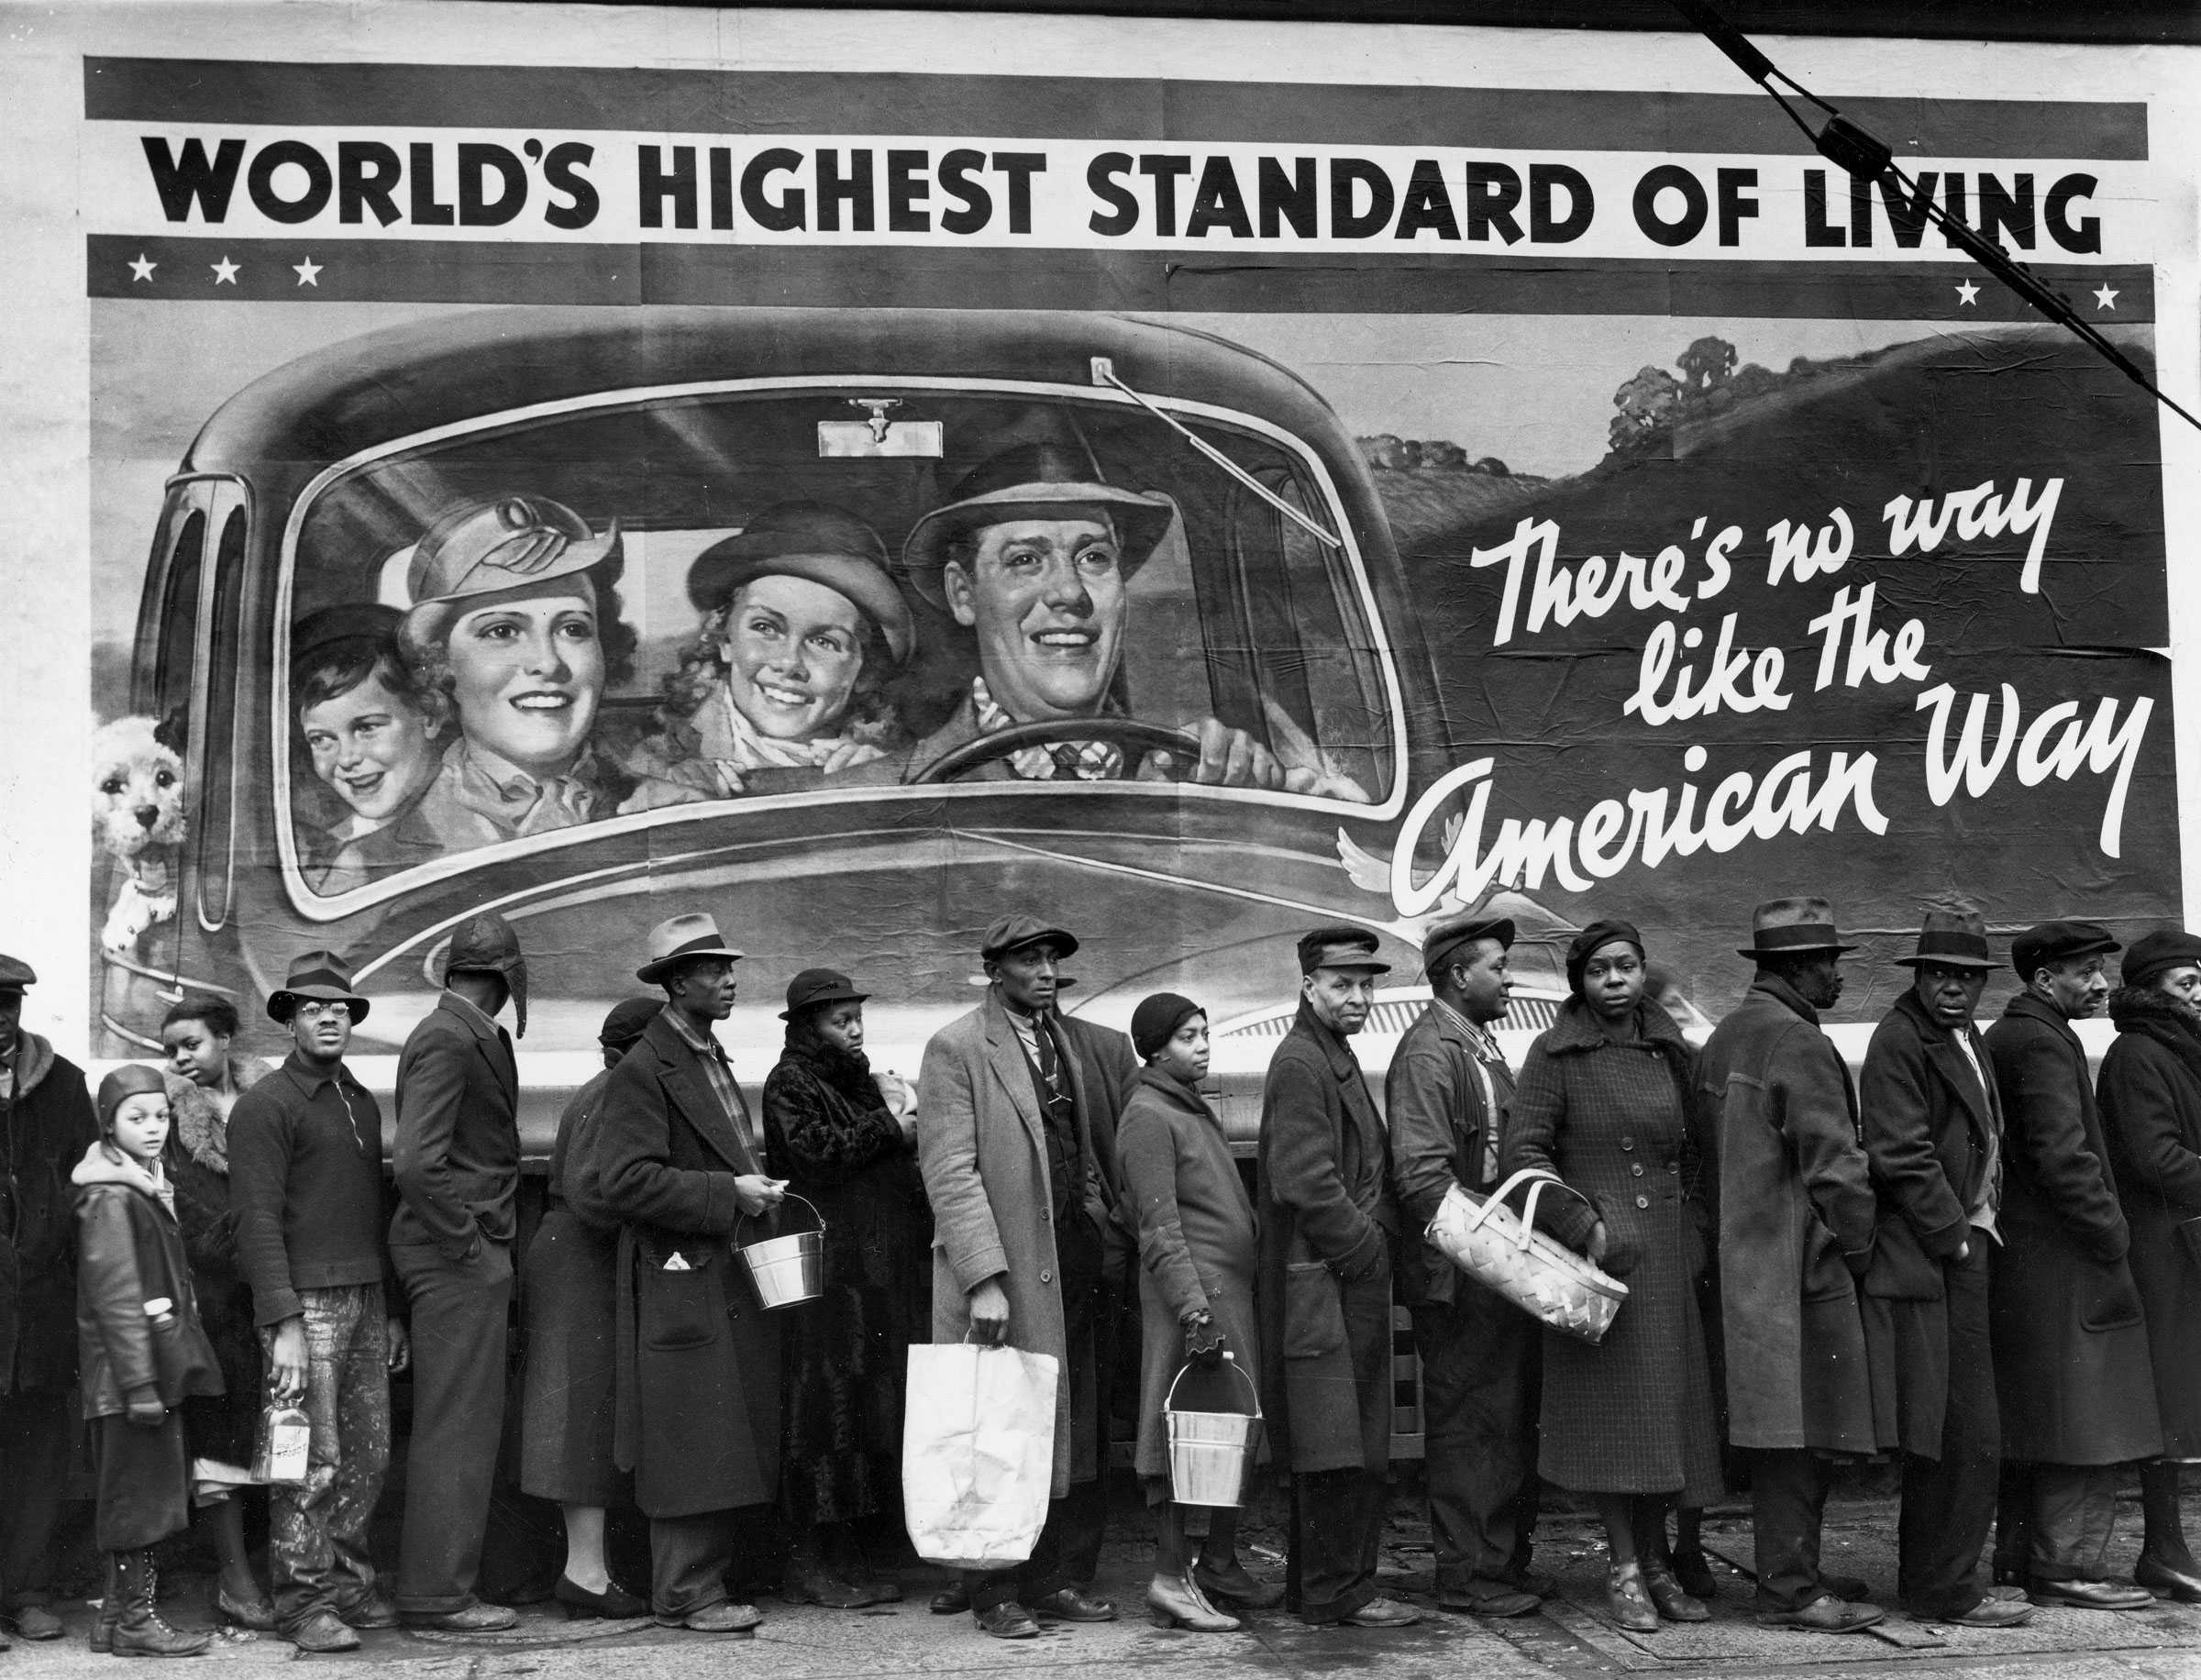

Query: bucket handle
734;1190;825;1248
1164;1352;1261;1420
1457;1168;1596;1253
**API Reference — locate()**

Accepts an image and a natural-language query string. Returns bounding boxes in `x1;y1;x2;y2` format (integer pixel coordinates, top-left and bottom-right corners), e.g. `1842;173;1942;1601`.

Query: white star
1954;280;1980;306
2093;282;2118;310
210;255;239;285
127;253;157;282
293;257;322;287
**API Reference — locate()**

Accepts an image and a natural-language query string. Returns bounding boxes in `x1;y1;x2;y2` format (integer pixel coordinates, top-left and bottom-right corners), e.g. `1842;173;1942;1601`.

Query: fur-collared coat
0;1033;100;1393
2096;985;2201;1456
162;1058;268;1464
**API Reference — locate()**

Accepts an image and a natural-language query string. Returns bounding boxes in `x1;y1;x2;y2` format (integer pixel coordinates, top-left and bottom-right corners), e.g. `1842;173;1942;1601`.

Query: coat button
1040;1269;1053;1284
1634;1194;1650;1210
1631;1162;1644;1177
1666;1161;1679;1174
1041;1210;1051;1222
1620;1136;1634;1151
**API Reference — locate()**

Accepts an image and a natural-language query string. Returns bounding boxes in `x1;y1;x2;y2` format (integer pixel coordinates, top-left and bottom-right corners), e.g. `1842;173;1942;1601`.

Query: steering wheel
912;717;1201;784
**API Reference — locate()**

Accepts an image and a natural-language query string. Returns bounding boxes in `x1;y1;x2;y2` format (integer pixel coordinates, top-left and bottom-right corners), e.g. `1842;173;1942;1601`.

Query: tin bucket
736;1193;824;1310
1164;1355;1263;1508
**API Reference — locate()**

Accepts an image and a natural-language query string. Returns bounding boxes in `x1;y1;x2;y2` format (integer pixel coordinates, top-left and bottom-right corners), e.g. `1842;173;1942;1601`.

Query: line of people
2;888;2197;1654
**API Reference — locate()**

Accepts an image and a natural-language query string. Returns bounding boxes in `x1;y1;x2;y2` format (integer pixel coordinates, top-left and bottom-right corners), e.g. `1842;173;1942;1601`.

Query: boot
1145;1573;1241;1632
2139;1460;2201;1599
110;1552;211;1658
90;1554;122;1653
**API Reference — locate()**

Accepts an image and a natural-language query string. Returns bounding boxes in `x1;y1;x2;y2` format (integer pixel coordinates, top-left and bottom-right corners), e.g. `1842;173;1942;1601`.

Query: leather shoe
1819;1573;1872;1603
1669;1548;1720;1599
661;1600;762;1633
1438;1584;1540;1619
2137;1554;2201;1603
1606;1562;1659;1632
975;1601;1040;1639
1504;1566;1559;1599
553;1576;647;1620
783;1561;894;1609
289;1609;363;1653
1030;1586;1116;1622
1146;1574;1241;1632
216;1580;279;1630
930;1581;970;1615
401;1601;517;1632
1643;1564;1711;1623
2;1606;62;1641
1755;1593;1886;1633
334;1590;400;1630
1341;1596;1420;1629
1930;1597;2035;1628
1192;1559;1285;1609
2029;1578;2156;1611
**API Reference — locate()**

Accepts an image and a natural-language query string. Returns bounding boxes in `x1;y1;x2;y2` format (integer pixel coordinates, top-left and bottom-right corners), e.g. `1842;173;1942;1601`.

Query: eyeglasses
291;1001;354;1022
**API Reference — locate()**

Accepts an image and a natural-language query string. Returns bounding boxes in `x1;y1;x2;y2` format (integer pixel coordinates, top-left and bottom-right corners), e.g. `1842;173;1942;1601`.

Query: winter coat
0;1033;100;1392
1386;1001;1516;1310
1695;975;1879;1453
1502;995;1721;1500
1255;1000;1398;1476
1984;992;2161;1464
584;1011;781;1519
1057;1014;1139;1283
161;1059;269;1464
1119;1066;1260;1479
918;990;1113;1499
2096;985;2201;1456
72;1144;222;1420
392;992;521;1260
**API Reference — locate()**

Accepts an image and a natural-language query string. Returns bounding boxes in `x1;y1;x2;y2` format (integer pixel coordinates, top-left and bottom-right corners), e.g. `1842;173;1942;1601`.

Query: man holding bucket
584;912;789;1632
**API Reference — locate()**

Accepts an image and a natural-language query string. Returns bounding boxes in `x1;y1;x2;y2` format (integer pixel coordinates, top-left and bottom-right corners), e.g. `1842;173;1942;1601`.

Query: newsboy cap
443;911;529;1038
2010;920;2120;980
982;914;1080;963
2122;928;2201;990
598;996;662;1050
1737;897;1857;962
1299;925;1389;976
1894;906;1996;970
0;953;36;993
1422;913;1514;979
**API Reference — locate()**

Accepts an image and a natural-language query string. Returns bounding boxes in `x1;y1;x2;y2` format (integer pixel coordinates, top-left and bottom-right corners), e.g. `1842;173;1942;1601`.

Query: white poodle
91;715;188;957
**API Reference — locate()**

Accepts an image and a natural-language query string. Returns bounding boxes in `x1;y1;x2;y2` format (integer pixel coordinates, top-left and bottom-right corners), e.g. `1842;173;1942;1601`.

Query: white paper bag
902;1343;1059;1570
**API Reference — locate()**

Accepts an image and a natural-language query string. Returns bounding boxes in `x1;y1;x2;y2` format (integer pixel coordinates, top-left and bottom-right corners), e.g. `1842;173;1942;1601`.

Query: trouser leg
651;1511;736;1622
1897;1246;1998;1619
1040;1476;1106;1597
1414;1292;1536;1597
266;1285;391;1631
2030;1464;2120;1582
1751;1448;1830;1612
393;1243;512;1614
2140;1460;2194;1565
966;1494;1067;1613
0;1387;74;1610
1294;1467;1379;1622
1995;1460;2035;1583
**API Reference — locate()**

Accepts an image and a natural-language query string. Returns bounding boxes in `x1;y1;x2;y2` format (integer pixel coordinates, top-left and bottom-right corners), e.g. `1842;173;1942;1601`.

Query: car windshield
280;381;1398;902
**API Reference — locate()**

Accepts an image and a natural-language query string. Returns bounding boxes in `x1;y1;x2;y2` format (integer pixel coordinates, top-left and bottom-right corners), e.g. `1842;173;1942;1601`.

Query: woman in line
156;998;274;1630
2096;929;2201;1602
761;968;930;1608
74;1066;225;1658
519;997;664;1620
1500;920;1722;1633
1117;992;1276;1632
634;502;913;794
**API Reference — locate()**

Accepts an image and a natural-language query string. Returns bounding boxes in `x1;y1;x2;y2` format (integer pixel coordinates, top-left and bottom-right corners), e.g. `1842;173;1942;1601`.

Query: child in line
74;1064;226;1658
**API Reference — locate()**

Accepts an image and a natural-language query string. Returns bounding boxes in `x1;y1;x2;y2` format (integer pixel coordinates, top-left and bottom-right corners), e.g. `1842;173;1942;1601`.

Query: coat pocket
1800;1220;1853;1303
2080;1269;2145;1332
1281;1261;1346;1360
639;1254;722;1351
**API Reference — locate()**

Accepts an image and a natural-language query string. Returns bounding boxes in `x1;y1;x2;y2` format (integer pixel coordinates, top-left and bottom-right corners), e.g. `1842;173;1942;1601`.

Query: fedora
900;442;1176;612
636;912;746;985
268;950;370;1023
1737;897;1858;961
780;967;869;1019
684;502;914;668
1893;906;1996;970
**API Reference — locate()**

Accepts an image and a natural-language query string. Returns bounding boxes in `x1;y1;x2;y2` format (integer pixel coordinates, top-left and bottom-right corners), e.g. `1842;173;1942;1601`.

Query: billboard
6;6;2196;1087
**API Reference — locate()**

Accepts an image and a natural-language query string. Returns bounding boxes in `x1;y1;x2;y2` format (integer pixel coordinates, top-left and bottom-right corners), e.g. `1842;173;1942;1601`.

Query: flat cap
1299;925;1388;975
1422;913;1513;978
2010;919;2120;979
0;954;36;992
982;914;1079;962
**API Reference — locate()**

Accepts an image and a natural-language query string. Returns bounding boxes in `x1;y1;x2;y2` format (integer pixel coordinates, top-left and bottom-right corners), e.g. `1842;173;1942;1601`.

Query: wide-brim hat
399;495;620;654
1894;906;1996;970
267;950;370;1022
981;913;1080;963
901;442;1177;612
1738;896;1859;961
636;912;746;985
685;502;914;669
780;967;869;1019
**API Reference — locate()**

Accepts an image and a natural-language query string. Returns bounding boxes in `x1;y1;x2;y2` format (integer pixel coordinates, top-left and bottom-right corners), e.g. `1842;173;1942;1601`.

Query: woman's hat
267;951;370;1023
96;1064;168;1130
684;503;914;669
636;912;745;985
1893;906;1996;970
598;996;662;1049
1737;897;1858;961
1131;991;1204;1060
2121;928;2201;990
400;495;620;654
780;967;868;1019
1565;918;1645;995
901;442;1177;612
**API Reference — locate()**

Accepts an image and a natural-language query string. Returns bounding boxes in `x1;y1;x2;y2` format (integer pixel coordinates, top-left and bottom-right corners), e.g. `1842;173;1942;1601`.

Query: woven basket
1426;1170;1628;1343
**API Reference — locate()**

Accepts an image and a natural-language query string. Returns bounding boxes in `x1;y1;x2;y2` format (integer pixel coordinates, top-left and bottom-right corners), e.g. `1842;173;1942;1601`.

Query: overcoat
1502;996;1721;1500
1255;1001;1397;1476
519;1067;628;1507
391;992;521;1259
1117;1066;1260;1479
918;990;1112;1499
584;1011;780;1519
1694;975;1876;1453
1856;988;2004;1459
72;1152;223;1419
2096;984;2201;1456
1983;991;2161;1464
0;1033;99;1393
161;1058;267;1465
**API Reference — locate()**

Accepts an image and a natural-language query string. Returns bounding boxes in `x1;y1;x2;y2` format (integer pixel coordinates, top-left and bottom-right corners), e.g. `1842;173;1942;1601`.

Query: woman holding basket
1499;920;1721;1633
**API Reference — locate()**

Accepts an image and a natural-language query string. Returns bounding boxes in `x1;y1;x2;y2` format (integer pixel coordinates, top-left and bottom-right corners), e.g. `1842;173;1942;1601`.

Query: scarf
73;1139;177;1218
164;1057;266;1177
706;682;885;777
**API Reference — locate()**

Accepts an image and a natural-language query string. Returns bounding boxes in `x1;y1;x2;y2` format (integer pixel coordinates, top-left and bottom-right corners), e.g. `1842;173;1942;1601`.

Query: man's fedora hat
684;502;914;669
2010;919;2120;979
1738;897;1859;961
780;967;869;1020
901;442;1177;612
0;953;36;993
400;495;621;653
268;951;370;1023
636;912;746;985
1894;906;1996;970
443;911;530;1037
1423;913;1515;978
981;914;1079;964
1299;925;1390;976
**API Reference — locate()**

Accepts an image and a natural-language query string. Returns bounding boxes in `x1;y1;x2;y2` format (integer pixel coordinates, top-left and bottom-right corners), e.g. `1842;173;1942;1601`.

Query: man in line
1257;927;1417;1630
1385;912;1548;1619
586;913;786;1633
919;915;1119;1640
1695;900;1886;1634
1857;907;2033;1629
390;912;530;1632
229;953;411;1653
0;956;98;1644
1984;922;2161;1608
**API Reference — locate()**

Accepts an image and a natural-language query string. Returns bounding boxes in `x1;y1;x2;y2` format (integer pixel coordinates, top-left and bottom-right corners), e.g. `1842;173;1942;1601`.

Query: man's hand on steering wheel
1135;716;1287;789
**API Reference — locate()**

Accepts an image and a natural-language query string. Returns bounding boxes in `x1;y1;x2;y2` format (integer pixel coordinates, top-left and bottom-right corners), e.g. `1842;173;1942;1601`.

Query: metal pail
736;1193;825;1309
1164;1355;1263;1508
